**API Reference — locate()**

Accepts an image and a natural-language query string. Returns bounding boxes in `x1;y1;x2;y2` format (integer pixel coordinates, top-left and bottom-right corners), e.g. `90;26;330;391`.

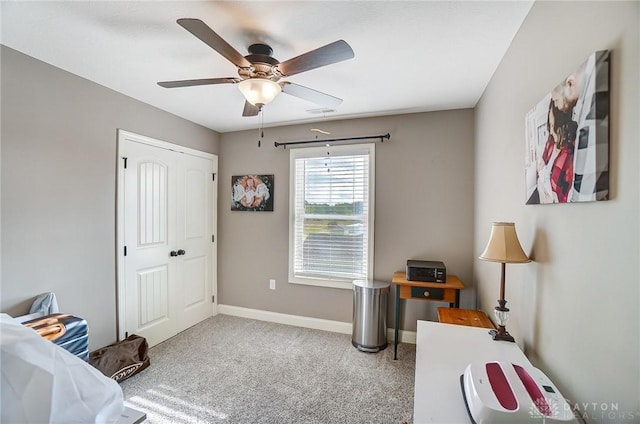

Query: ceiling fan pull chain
257;107;265;148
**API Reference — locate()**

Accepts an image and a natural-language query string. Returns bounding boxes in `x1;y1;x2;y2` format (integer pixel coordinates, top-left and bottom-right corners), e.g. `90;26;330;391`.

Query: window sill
288;278;353;290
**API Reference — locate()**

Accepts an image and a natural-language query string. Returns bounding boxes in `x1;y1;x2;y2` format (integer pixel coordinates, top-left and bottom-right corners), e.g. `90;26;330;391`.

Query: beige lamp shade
479;222;531;263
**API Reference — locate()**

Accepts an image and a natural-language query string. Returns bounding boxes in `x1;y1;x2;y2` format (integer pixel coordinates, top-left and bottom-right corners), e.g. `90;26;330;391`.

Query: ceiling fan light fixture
238;78;281;106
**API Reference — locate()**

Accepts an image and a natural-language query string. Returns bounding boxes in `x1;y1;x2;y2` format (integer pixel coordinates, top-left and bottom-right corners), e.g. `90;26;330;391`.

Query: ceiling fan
158;18;355;117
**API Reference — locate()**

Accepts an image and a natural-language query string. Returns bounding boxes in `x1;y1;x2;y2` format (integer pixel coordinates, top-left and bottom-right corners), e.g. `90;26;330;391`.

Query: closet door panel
121;140;177;347
176;152;214;332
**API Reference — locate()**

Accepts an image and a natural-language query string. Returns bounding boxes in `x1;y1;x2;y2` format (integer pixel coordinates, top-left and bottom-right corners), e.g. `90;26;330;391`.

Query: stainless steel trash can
352;279;390;352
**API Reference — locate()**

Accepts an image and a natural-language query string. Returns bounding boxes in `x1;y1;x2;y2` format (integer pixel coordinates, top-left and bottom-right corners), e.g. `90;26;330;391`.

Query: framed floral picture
525;50;610;204
231;174;274;211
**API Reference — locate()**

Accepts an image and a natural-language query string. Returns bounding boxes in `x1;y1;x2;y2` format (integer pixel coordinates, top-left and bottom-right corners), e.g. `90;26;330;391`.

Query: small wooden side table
437;307;495;329
391;271;465;359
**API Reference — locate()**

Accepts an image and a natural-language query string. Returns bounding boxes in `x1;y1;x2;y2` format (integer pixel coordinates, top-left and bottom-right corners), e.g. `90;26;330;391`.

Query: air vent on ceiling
306;108;337;115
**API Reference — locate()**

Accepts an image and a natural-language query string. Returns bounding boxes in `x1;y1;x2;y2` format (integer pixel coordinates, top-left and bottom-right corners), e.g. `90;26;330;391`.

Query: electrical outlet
269;279;276;290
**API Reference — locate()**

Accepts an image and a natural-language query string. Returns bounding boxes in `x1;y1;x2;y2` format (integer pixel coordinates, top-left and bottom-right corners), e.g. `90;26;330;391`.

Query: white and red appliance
461;361;577;423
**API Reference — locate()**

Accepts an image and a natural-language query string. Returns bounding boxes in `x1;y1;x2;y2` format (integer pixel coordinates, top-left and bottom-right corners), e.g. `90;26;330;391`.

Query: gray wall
474;1;639;418
218;110;475;331
1;46;220;350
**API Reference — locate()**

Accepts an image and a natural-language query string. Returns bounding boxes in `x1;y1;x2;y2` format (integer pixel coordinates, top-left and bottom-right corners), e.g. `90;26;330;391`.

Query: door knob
177;249;186;256
170;250;178;257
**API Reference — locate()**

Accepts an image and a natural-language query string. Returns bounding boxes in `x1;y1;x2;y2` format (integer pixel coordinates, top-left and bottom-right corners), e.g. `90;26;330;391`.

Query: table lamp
479;222;530;342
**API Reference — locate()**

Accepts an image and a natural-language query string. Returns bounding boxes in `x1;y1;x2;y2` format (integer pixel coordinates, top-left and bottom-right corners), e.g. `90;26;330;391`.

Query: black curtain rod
274;133;390;149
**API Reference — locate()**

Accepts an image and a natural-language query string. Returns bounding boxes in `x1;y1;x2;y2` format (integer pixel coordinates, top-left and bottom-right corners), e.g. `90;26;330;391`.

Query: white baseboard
218;304;351;334
218;304;416;344
392;328;416;344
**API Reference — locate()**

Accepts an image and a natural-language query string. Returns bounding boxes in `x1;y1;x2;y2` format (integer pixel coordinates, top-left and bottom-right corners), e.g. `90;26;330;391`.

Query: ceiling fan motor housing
239;43;281;80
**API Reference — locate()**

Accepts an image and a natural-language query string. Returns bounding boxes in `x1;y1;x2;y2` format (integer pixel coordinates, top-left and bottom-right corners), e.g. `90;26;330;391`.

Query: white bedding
1;313;124;423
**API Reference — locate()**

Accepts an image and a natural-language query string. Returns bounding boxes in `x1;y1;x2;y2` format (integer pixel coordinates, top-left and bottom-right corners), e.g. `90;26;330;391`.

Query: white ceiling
1;1;533;133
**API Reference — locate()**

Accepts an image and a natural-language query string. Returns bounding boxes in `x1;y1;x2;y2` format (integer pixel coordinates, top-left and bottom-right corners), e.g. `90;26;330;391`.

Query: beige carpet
120;314;416;424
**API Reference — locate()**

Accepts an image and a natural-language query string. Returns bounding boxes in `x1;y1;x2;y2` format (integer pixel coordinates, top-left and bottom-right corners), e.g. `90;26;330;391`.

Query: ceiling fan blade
277;40;354;77
242;101;260;117
280;81;343;108
177;18;252;68
158;77;241;88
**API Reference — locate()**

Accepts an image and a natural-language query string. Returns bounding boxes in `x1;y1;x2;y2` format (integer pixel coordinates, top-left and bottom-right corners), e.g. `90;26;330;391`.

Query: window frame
288;143;375;290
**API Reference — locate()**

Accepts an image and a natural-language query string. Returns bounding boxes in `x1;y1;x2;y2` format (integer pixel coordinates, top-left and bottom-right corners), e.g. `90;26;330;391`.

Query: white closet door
176;152;214;332
121;140;178;347
118;132;216;348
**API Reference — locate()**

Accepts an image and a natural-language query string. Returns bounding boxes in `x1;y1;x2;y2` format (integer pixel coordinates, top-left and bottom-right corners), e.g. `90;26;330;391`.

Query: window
289;143;375;289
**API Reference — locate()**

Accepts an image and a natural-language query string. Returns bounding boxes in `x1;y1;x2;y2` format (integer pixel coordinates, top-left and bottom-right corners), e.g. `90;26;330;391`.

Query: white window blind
289;144;374;288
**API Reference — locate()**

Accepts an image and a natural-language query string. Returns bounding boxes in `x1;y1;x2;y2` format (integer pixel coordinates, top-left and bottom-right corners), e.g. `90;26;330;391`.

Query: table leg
394;284;400;360
455;288;460;308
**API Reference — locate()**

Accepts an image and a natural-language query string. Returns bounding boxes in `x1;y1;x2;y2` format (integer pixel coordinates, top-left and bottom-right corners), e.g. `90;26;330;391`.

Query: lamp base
488;328;515;343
